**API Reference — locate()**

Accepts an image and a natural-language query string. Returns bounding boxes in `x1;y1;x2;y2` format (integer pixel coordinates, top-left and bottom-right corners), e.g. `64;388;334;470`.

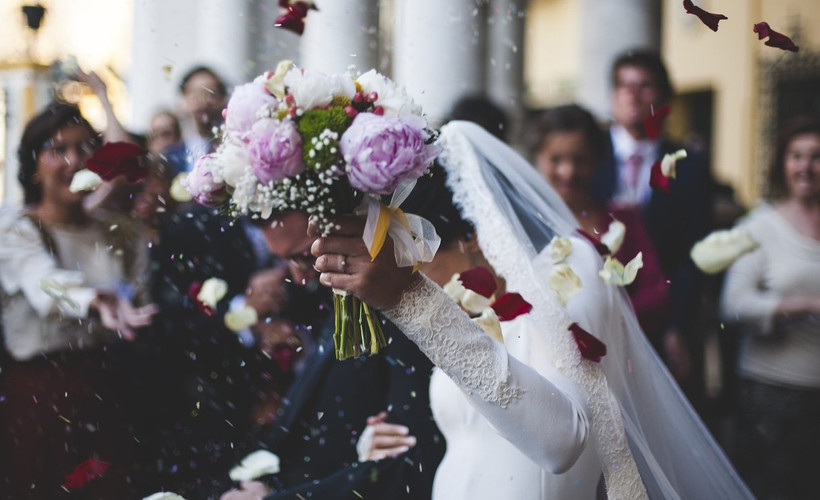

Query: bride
311;121;753;499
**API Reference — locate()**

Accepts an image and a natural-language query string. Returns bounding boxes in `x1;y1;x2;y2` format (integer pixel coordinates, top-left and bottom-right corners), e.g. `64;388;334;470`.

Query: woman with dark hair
529;104;671;341
720;117;820;499
0;102;156;498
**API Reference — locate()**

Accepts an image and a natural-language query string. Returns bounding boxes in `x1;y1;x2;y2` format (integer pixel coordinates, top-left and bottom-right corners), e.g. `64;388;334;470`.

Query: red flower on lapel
187;281;215;317
753;22;799;52
569;323;607;363
649;159;671;192
682;0;728;32
643;104;671;141
62;458;111;490
86;142;147;182
576;229;611;257
274;1;318;36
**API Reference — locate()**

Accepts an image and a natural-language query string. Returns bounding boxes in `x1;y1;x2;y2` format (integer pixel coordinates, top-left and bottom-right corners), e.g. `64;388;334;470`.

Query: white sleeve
719;247;780;337
0;214;96;319
383;273;590;474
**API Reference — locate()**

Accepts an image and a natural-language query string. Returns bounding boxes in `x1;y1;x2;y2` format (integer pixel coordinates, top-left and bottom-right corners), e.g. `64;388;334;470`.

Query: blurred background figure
528;103;671;340
448;95;510;142
720;117;820;500
147;109;183;156
0;102;156;498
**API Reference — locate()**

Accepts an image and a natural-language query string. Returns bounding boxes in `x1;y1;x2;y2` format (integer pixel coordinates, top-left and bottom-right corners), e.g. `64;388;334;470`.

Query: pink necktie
624;153;642;189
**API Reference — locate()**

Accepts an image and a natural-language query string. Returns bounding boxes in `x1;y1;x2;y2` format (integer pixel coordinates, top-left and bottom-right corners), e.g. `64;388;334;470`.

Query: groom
222;211;444;500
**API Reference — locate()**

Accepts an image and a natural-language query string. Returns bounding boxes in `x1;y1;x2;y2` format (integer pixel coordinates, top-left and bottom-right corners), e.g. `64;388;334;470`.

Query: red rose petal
491;292;533;321
753;22;799;52
576;229;611;257
569;323;607;363
649;159;671;192
683;0;728;32
187;281;215;318
458;266;498;298
85;142;147;183
62;458;111;490
274;2;317;36
643;104;671;141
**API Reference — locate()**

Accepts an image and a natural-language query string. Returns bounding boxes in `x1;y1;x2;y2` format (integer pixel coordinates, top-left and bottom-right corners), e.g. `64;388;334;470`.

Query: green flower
297;107;352;172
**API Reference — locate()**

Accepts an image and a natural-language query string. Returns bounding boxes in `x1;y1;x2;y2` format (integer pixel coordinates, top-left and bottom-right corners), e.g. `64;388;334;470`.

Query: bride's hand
356;411;417;462
310;216;418;310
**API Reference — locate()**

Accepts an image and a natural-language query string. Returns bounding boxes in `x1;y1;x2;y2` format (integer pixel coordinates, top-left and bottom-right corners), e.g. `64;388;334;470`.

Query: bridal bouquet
187;61;441;359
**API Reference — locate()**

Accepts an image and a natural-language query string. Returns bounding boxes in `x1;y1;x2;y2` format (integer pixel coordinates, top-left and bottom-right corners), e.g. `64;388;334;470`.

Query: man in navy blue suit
592;50;714;401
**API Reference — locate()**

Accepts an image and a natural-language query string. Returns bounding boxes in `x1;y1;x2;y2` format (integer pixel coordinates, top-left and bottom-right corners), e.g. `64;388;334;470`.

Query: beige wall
524;0;580;106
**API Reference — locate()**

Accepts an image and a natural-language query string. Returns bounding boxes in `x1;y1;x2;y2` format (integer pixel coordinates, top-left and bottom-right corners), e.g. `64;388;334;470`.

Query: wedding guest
0;102;156;498
312;121;752;499
719;117;820;499
591;49;714;398
147;109;183;156
448;94;509;142
529;104;671;339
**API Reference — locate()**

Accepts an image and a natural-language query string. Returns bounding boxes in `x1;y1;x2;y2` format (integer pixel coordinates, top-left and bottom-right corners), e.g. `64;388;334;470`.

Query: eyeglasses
40;139;98;162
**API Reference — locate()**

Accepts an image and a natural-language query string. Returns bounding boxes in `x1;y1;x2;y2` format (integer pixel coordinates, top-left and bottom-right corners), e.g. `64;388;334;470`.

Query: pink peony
247;118;304;185
225;81;278;140
340;113;440;195
186;154;230;207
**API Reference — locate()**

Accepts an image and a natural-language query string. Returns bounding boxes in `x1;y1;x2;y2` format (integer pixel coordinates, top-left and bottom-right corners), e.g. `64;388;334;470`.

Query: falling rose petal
274;1;318;36
62;458;111;490
442;274;493;314
187;281;214;317
683;0;728;32
197;277;228;310
169;173;193;202
753;22;799;52
548;236;573;264
661;149;687;178
569;323;607;363
86;142;147;182
690;226;759;274
643;104;671;141
69;168;103;193
649;159;671;192
547;264;583;307
229;450;281;482
458;266;498;298
161;64;174;82
601;220;626;255
599;253;644;286
576;229;610;256
491;292;533;321
225;305;259;332
475;308;504;343
143;493;187;500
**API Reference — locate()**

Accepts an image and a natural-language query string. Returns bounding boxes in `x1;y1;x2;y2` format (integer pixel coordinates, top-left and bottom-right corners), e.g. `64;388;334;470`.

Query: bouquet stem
332;290;387;360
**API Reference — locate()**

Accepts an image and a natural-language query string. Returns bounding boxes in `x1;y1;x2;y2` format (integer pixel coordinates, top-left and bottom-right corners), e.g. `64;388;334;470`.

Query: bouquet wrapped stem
333;290;387;359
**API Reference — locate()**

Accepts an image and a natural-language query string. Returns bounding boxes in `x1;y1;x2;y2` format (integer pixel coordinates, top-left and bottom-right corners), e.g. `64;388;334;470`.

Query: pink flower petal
569;323;607;363
643;104;671;141
753;22;799;52
683;0;728;32
491;292;533;321
458;266;498;298
649;159;671;192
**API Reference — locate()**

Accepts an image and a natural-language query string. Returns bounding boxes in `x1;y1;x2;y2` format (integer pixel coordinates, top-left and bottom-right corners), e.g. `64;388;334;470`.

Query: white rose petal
143;493;187;500
69;169;103;193
548;236;573;264
169;173;192;202
601;220;626;255
547;264;583;307
224;305;259;332
460;289;493;315
475;308;504;343
443;274;467;302
263;59;294;100
661;149;687;179
229;450;281;482
197;277;228;309
599;252;644;286
690;226;759;274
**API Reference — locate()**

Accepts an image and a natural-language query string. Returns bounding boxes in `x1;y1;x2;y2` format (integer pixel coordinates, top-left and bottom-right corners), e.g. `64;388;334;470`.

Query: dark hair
448;95;509;142
179;65;227;97
400;162;473;247
17;102;98;205
526;104;606;161
767;116;820;200
611;49;673;103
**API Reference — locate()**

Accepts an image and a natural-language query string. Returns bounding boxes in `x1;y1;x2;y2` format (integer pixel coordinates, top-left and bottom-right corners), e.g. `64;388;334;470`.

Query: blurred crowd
0;50;818;500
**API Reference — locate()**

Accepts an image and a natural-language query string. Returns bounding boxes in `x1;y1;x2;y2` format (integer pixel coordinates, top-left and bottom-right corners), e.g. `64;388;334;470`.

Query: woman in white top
720;117;820;499
0;103;155;498
312;122;752;499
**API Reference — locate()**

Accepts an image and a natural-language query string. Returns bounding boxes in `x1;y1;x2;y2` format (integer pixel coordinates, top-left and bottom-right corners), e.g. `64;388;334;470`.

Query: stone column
486;0;528;134
197;0;253;86
578;0;660;119
393;0;486;125
300;0;380;74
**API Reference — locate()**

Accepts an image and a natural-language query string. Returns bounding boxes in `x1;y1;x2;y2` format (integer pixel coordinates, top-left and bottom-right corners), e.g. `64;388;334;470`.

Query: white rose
229;450;281;482
475;307;504;343
356;69;423;118
547;264;583;307
690;226;759;274
69;169;103;193
197;277;228;309
283;68;355;110
661;149;687;178
599;253;644;286
601;220;626;255
548;236;573;264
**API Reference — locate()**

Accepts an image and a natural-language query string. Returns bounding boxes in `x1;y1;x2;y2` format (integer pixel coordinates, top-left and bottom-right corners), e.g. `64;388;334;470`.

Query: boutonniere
444;266;532;343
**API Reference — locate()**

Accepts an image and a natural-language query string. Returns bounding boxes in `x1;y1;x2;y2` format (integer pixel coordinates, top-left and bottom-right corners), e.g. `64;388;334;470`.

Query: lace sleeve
384;273;590;474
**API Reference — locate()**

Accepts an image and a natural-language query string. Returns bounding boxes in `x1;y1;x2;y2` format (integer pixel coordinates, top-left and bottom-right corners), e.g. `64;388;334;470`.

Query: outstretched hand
310;216;418;310
92;293;158;340
356;411;417;462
